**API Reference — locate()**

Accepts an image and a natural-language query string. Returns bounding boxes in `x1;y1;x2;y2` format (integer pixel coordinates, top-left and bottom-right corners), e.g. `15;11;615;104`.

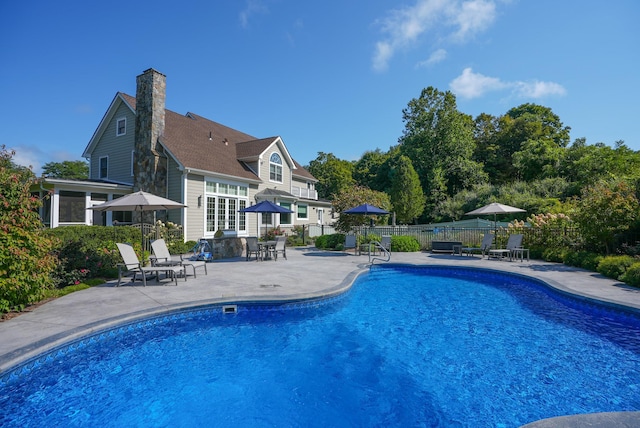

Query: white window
99;156;108;179
205;180;249;234
269;153;282;183
116;118;126;136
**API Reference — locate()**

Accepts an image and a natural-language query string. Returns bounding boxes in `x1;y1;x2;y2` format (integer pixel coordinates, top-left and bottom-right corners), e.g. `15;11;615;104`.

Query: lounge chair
246;237;262;261
116;243;185;286
488;234;523;260
273;236;287;260
460;233;493;257
151;239;208;278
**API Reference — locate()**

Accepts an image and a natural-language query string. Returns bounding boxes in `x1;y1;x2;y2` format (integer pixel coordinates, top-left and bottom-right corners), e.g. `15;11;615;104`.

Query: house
35;68;332;242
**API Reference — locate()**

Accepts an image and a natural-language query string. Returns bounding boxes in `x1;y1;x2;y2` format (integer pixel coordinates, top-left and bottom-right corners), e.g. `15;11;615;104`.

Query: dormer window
116;118;126;136
269;153;282;183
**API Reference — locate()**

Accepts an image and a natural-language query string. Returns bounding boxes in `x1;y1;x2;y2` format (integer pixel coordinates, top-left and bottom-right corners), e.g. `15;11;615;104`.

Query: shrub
47;225;142;279
0;147;58;313
620;262;640;287
264;226;286;241
597;255;637;280
360;233;381;245
563;251;603;271
315;233;345;250
542;248;565;263
170;240;196;255
390;235;421;252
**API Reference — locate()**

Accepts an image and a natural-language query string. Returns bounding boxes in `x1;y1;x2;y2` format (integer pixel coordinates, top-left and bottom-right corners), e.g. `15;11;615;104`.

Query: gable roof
87;93;316;183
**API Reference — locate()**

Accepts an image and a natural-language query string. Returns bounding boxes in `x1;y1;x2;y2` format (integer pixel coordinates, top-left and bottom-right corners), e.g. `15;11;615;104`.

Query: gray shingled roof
120;93;316;181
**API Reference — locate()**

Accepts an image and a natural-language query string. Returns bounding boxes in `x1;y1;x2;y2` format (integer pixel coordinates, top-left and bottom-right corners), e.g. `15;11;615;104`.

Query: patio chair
151;239;208;278
488;234;523;260
460;233;493;257
344;234;357;253
116;243;185;286
273;236;287;260
246;237;262;261
381;235;391;252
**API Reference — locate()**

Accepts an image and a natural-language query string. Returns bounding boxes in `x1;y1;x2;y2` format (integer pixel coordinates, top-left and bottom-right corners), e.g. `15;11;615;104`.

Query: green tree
0;146;58;313
352;148;391;192
307;152;354;199
42;160;89;179
332;185;391;232
389;155;424;223
572;180;639;254
560;139;640;188
474;104;570;184
399;87;486;220
512;138;565;181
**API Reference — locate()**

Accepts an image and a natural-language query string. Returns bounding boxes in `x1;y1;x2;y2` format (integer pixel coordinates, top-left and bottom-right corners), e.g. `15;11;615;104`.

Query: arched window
269;153;282;182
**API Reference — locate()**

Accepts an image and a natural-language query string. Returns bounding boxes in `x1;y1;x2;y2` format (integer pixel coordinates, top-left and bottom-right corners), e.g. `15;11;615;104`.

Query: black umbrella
239;200;294;238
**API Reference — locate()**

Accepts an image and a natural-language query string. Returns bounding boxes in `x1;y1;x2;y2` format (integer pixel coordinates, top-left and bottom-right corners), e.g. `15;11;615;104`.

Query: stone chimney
133;68;167;195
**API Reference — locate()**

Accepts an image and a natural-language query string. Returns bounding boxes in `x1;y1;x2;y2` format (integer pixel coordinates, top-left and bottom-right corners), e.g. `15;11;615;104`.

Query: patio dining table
257;241;277;261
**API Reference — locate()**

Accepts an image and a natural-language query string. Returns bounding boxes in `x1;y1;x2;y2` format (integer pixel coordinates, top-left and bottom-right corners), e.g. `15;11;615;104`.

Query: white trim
184;167;261;185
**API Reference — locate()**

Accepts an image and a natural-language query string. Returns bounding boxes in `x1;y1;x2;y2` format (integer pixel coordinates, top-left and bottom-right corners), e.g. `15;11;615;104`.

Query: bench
431;241;462;254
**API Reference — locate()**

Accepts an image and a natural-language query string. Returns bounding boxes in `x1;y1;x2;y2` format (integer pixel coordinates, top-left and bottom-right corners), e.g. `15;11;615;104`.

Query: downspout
182;168;188;242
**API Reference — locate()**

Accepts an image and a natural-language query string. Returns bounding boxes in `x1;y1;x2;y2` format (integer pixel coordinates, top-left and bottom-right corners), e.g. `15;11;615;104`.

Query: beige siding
185;173;205;242
166;157;184;226
260;146;292;194
90;103;135;183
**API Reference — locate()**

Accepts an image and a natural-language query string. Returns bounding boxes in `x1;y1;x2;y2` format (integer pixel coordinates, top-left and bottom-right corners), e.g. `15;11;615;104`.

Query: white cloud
416;48;448;68
449;67;567;100
372;0;498;72
450;67;507;98
514;80;567;98
9;145;80;175
9;145;45;174
372;42;394;72
239;0;268;29
449;0;496;42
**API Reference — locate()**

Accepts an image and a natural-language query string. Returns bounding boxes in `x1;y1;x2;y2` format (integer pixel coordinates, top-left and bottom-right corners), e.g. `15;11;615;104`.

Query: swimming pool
1;265;639;427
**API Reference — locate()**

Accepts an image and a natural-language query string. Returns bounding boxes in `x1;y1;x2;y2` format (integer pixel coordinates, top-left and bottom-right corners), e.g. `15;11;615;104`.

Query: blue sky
2;0;638;175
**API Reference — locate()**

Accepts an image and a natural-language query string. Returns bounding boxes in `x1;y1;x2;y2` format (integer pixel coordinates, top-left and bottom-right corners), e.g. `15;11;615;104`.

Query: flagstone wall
134;68;169;223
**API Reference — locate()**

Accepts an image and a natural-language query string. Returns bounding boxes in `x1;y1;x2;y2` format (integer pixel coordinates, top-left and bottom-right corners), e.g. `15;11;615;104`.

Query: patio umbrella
343;203;389;215
89;190;186;250
464;202;526;236
239;200;294;239
342;203;389;236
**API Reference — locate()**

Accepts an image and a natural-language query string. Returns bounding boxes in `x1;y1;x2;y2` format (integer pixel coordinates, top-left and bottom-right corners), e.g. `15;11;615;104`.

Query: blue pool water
1;265;640;427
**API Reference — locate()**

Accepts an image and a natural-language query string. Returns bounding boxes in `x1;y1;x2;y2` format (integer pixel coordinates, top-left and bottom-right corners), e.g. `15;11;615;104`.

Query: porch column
51;190;60;228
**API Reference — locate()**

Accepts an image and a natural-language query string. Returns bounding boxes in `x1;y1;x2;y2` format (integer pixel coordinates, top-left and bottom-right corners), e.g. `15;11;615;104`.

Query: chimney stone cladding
133;68;167;199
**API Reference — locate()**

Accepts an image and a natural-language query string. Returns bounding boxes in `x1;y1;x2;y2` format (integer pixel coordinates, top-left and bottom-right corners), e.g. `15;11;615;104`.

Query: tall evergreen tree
399;87;486;220
389;155;425;224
